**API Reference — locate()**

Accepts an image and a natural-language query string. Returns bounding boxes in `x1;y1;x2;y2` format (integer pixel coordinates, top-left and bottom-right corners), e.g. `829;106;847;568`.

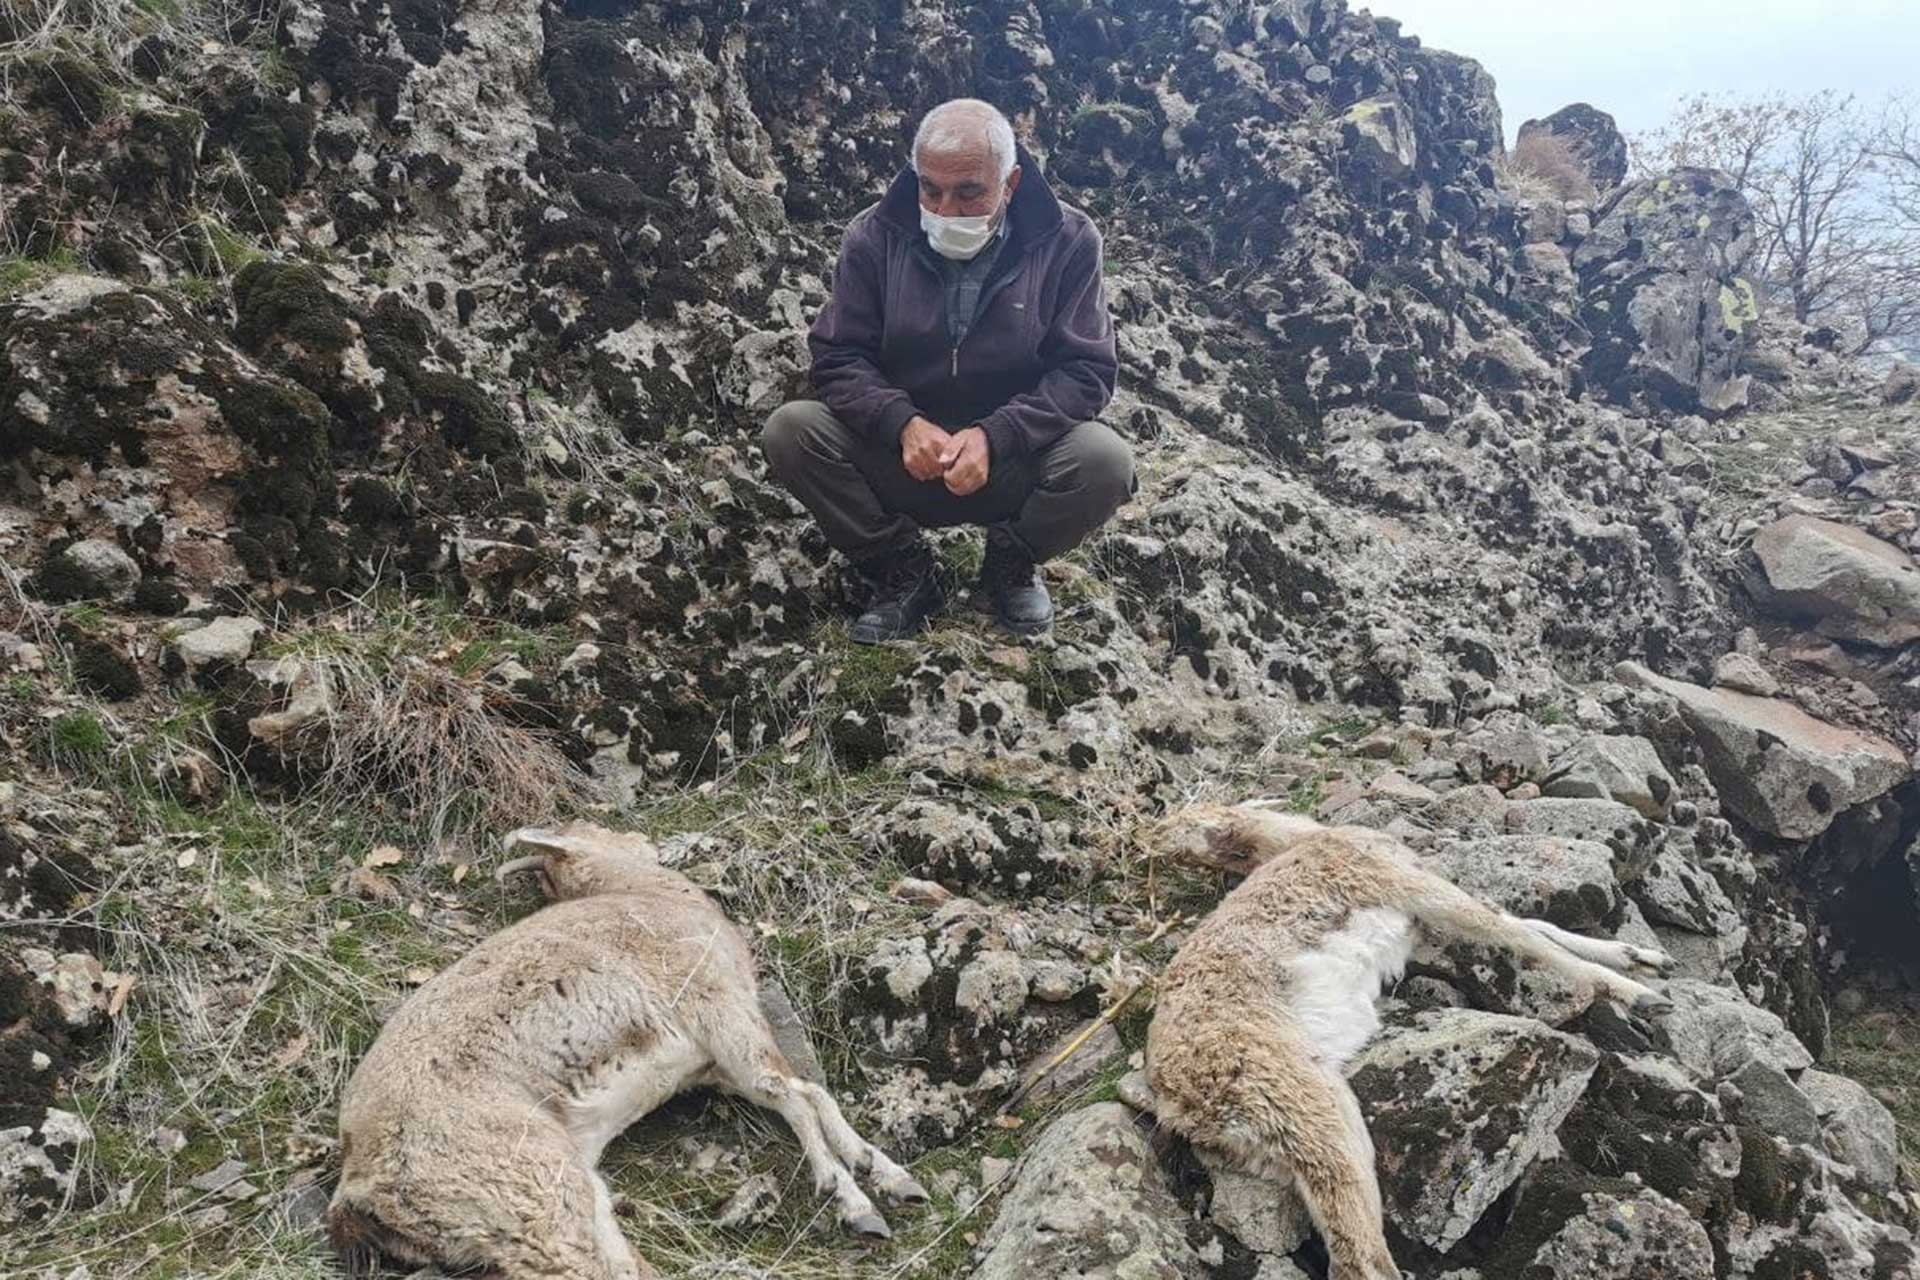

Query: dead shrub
297;651;595;847
1503;129;1599;203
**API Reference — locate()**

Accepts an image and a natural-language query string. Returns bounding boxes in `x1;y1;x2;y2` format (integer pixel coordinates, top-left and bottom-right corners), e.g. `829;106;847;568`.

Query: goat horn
494;855;546;884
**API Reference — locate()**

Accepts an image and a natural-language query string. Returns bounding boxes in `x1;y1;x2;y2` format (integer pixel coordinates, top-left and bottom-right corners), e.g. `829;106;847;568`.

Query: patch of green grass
1534;702;1568;726
174;274;222;304
49;708;112;761
1316;713;1374;743
1288;774;1327;813
1;246;84;293
65;602;109;632
1826;1000;1920;1182
826;626;919;706
200;218;263;277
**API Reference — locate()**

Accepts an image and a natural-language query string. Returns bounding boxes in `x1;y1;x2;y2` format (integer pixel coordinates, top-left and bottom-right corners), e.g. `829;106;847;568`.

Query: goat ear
502;826;601;859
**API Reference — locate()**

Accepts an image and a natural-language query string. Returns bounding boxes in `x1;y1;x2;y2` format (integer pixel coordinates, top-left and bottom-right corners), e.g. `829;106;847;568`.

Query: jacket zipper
949;263;1023;387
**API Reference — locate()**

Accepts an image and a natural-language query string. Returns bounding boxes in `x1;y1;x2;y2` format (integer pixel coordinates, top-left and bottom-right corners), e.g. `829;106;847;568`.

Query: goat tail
329;1194;432;1278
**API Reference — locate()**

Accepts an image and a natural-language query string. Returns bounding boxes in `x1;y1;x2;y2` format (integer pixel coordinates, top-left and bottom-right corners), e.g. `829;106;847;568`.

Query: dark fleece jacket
806;149;1118;464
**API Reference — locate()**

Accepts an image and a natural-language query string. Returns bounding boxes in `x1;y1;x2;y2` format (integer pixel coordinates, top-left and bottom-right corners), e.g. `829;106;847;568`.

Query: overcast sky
1372;0;1920;145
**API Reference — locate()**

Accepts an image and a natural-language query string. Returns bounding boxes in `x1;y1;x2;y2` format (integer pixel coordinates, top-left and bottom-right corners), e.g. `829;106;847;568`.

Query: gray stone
1457;721;1554;788
1574;168;1758;415
1342;96;1417;182
1799;1069;1900;1189
171;616;264;671
1503;797;1665;881
1500;1170;1716;1278
1517;103;1629;191
1659;979;1813;1079
20;949;110;1032
1202;1157;1312;1260
40;539;140;602
757;982;825;1086
1712;651;1779;697
1;1108;91;1227
1724;1059;1821;1146
1751;515;1920;648
1420;835;1622;931
1618;663;1909;839
1629;845;1744;940
974;1103;1204;1280
1541;734;1675;820
1349;1008;1600;1252
245;657;336;749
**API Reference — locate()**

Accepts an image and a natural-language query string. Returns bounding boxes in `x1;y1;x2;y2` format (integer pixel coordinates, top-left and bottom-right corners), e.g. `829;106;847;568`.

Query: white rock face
1619;662;1909;839
1752;515;1920;647
0;1108;92;1227
1660;979;1813;1079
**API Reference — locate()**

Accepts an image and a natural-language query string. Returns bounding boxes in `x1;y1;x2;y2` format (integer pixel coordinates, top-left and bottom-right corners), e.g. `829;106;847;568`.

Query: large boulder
1750;515;1920;648
972;1103;1204;1280
1575;168;1759;415
1518;103;1630;192
1619;662;1909;839
1348;1007;1601;1252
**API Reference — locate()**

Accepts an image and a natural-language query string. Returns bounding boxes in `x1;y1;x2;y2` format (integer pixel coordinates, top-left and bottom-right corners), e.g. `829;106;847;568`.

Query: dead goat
329;820;927;1279
1145;804;1675;1280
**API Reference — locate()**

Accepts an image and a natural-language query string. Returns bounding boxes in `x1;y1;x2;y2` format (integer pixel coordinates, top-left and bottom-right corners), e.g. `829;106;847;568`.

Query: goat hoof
891;1175;932;1204
1632;990;1675;1019
1632;946;1678;976
847;1210;892;1239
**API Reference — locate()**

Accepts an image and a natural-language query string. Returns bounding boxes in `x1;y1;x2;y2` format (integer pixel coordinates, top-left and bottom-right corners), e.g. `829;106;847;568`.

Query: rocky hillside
3;0;1919;1277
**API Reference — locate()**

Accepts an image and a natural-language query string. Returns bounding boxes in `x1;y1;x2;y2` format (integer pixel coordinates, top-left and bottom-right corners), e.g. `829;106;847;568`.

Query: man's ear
1003;164;1022;203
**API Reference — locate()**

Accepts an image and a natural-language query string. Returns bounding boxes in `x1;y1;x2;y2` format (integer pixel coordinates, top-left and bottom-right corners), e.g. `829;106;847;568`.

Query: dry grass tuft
295;650;596;850
1501;129;1599;204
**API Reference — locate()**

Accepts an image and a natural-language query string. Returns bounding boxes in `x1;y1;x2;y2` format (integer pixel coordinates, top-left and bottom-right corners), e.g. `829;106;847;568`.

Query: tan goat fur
1146;804;1675;1280
329;821;926;1279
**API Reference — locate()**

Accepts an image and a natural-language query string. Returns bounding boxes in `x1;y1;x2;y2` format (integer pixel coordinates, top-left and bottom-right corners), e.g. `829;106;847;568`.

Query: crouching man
762;98;1132;643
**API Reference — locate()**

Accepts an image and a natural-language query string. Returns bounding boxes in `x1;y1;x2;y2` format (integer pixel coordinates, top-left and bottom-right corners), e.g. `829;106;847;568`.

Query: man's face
917;143;1020;221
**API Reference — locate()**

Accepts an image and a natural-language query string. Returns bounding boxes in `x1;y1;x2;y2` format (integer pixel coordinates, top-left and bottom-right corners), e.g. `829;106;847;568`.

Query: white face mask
921;206;1000;260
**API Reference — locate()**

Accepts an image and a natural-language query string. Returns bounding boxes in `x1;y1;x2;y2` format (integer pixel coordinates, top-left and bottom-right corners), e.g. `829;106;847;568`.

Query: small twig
995;978;1150;1118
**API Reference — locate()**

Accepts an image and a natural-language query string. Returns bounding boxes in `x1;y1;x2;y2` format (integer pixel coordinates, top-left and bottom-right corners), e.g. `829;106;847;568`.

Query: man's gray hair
912;99;1018;183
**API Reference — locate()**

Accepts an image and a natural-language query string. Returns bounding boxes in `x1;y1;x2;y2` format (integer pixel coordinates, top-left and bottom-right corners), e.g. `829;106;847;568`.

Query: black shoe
976;531;1053;636
850;543;945;644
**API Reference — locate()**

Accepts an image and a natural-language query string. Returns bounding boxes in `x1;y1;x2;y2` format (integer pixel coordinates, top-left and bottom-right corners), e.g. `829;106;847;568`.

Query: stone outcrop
1751;514;1920;648
1518;102;1631;192
1620;662;1909;838
1575;168;1760;415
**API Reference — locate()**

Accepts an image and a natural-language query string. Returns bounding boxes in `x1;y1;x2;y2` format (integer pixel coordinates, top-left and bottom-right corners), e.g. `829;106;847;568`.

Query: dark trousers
760;400;1135;564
